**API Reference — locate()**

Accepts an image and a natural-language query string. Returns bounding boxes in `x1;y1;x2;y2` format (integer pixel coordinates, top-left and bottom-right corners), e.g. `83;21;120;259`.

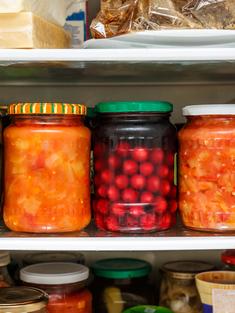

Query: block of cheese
0;0;74;26
0;12;71;48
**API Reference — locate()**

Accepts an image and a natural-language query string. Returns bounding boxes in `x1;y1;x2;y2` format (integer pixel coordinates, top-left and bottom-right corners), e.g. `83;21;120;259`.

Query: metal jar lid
161;261;215;280
0;287;48;312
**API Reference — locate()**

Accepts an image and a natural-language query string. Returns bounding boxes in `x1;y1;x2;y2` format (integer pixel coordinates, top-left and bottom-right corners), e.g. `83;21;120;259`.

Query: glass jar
0;252;13;287
221;250;235;270
20;262;92;313
92;258;154;313
93;101;177;233
159;261;215;313
179;105;235;231
0;287;48;313
22;252;85;267
3;103;91;233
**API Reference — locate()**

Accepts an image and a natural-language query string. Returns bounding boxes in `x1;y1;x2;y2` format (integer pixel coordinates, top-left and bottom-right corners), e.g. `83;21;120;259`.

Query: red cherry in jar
151;148;164;164
154;196;167;214
160;180;171;196
123;160;138;176
140;214;156;230
116;142;130;158
111;203;126;217
101;169;114;184
147;176;160;192
106;216;119;231
107;186;120;201
129;205;145;217
108;154;120;169
159;213;172;229
96;199;109;215
97;185;107;198
166;153;175;167
94;159;104;172
169;200;178;213
130;174;146;190
140;162;154;176
132;147;149;162
94;143;106;158
140;191;154;204
115;175;129;190
157;165;169;178
126;216;139;228
122;188;138;203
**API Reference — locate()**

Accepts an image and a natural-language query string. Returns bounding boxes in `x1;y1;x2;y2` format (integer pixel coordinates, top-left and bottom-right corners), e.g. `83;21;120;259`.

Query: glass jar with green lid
91;258;154;313
93;101;177;233
0;287;48;313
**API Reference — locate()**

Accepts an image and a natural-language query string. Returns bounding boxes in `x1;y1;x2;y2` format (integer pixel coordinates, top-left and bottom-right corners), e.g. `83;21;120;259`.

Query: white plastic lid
183;105;235;116
0;252;10;266
20;262;89;285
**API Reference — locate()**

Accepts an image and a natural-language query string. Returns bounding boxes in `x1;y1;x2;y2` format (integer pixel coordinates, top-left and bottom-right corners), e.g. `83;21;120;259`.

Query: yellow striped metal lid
8;103;87;115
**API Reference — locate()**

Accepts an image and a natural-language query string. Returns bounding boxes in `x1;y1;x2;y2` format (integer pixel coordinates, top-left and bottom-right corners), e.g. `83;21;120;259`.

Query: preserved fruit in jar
91;258;154;313
93;101;177;233
3;103;91;233
179;105;235;232
159;261;214;313
20;262;92;313
0;287;48;313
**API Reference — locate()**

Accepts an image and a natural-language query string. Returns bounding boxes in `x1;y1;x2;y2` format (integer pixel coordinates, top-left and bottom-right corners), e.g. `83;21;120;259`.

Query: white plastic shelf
0;48;235;85
0;224;235;251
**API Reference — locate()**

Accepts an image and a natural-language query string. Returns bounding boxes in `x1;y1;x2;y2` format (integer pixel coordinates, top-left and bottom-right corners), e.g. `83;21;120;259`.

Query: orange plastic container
179;105;235;232
3;103;91;233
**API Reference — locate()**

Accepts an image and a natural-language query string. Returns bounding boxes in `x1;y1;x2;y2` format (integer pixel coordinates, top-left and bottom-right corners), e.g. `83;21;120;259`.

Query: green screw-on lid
123;305;174;313
92;258;151;279
95;101;173;113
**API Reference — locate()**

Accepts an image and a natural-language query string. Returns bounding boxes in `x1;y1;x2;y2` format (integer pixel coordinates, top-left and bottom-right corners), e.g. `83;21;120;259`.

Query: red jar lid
221;250;235;265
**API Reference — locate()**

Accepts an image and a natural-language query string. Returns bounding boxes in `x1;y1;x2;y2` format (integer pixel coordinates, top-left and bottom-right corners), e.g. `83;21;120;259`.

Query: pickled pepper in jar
3;103;91;233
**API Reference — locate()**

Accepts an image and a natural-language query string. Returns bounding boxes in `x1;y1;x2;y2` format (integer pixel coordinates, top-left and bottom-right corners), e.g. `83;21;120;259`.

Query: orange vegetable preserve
179;105;235;232
20;263;92;313
3;103;91;233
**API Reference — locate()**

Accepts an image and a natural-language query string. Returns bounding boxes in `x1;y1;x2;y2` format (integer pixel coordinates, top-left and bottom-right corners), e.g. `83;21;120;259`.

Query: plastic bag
0;0;74;26
91;0;235;38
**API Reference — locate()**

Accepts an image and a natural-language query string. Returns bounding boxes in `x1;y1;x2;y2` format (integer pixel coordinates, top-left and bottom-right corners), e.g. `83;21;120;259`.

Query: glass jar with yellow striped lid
3;103;91;233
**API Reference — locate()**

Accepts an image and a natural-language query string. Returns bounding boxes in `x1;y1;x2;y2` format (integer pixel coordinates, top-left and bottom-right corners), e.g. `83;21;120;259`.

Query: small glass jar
221;250;235;270
3;103;91;233
93;101;177;233
0;252;13;287
22;252;85;267
20;262;92;313
91;258;154;313
159;261;215;313
179;105;235;232
0;287;48;313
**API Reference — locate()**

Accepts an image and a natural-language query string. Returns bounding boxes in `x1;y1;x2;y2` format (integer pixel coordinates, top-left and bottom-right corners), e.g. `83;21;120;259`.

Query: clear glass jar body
92;275;154;313
160;273;202;313
179;115;235;231
93;113;177;233
24;282;92;313
3;115;91;233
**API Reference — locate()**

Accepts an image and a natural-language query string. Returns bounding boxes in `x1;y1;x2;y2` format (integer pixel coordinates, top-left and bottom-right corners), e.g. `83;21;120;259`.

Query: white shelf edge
0;48;235;62
0;236;234;251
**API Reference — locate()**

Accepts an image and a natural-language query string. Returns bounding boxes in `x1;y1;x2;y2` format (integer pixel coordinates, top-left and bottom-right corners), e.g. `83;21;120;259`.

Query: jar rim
8;103;87;116
183;105;235;116
95;101;173;114
20;263;89;285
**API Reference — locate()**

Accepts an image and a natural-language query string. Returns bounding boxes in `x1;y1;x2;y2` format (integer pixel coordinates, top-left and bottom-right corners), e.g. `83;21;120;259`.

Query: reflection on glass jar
0;287;48;313
159;261;215;313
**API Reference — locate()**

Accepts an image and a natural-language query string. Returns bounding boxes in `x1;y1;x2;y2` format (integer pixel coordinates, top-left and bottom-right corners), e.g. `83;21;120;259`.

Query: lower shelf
0;223;234;251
